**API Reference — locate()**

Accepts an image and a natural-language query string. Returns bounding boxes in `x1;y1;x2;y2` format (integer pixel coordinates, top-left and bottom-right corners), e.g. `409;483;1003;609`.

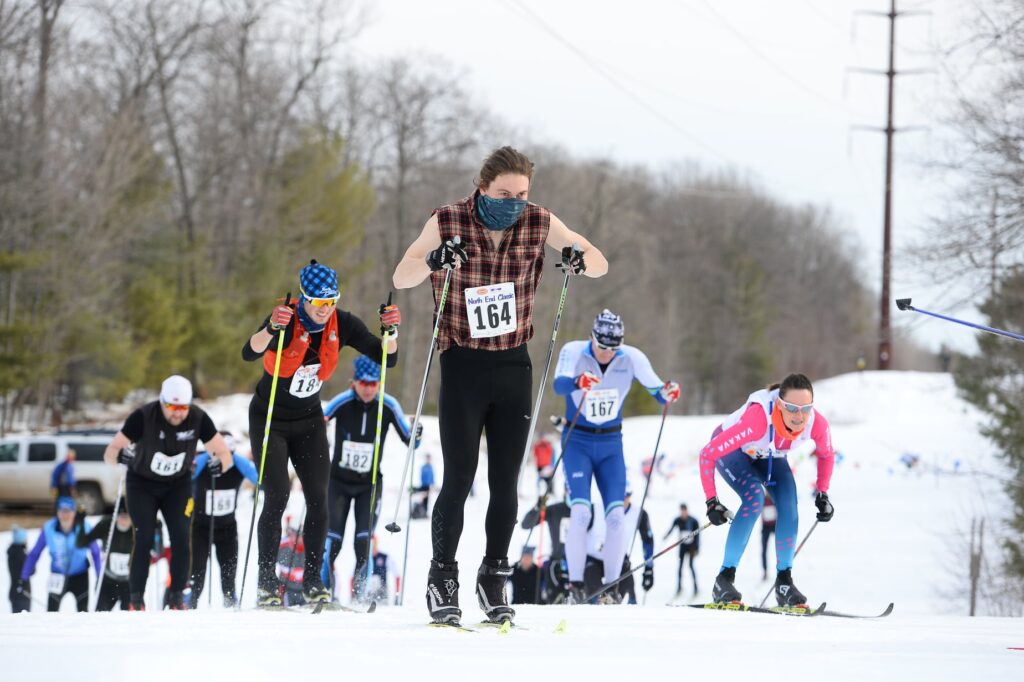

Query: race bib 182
465;282;517;339
339;440;375;474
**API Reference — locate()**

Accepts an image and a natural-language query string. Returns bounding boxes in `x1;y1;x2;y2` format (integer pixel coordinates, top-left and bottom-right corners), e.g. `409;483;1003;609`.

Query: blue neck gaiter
476;193;527;231
296;301;326;333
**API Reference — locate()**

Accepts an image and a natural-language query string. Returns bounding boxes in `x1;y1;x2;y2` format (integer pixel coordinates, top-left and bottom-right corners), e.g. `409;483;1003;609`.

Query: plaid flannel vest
431;193;550;352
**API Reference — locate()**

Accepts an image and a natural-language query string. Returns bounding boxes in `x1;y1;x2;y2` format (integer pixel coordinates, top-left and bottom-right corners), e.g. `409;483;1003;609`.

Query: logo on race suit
176;430;196;441
571;471;584;478
715;427;755;454
300;333;309;342
159;431;164;439
329;331;337;341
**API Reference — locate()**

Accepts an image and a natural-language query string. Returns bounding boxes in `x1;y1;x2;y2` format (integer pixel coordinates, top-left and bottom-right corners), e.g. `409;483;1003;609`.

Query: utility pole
850;0;929;369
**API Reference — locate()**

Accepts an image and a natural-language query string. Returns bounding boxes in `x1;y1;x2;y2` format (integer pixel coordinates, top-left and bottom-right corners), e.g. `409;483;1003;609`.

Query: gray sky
351;0;979;354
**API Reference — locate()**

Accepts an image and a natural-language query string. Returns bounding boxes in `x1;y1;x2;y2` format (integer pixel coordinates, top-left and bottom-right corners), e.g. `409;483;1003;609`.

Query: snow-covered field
2;371;1022;680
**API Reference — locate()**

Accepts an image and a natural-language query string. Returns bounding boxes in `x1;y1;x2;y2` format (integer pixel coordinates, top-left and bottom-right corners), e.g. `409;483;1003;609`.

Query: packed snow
1;371;1022;680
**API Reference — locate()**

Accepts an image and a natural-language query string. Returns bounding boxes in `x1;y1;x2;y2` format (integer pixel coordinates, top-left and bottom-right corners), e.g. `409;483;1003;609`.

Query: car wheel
76;482;104;515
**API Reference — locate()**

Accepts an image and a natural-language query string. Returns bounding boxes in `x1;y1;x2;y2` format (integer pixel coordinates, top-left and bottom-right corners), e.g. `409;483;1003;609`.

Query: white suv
0;431;123;514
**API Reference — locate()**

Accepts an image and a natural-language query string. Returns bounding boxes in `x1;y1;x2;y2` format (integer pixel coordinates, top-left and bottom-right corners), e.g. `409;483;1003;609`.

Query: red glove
379;303;401;336
269;305;293;332
659;381;681;403
575;372;601;390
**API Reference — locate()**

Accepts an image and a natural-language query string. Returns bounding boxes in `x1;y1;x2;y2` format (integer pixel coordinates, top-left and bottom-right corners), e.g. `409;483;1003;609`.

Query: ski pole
627;402;670;560
238;290;290;609
516;263;574;490
896;298;1024;343
517;396;588;565
207;468;216;607
385;240;460;534
756;519;819;608
583;518;722;603
92;468;125;603
363;294;394;598
397;468;414;605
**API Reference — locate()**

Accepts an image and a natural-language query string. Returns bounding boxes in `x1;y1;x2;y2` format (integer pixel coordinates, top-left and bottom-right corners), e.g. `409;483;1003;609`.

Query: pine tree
953;267;1024;581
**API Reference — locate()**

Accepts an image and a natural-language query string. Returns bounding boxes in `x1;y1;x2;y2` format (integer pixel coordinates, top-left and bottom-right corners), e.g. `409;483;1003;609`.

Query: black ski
685;601;825;616
818;603;894;619
428;621;480;633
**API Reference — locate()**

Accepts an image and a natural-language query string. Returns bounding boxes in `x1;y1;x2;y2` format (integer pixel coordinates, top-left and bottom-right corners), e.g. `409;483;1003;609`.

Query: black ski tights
432;345;532;563
248;399;330;591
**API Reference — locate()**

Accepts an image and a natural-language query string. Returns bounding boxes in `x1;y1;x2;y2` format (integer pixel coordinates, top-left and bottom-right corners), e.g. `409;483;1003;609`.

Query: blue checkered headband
592;309;624;347
299;260;339;300
353;355;381;382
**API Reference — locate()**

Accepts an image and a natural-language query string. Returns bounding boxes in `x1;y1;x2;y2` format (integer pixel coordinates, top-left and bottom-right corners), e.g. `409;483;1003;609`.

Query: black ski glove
556;245;586;275
642;565;654;591
117;448;134;466
814;492;834;522
208;457;223;477
426;237;468;272
414;422;424;441
706;497;731;526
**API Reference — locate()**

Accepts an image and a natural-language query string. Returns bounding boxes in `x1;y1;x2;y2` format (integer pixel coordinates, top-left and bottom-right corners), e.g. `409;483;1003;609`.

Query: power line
500;0;738;166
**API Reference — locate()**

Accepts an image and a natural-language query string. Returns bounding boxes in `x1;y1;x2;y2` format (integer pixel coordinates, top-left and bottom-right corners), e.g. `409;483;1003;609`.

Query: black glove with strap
706;497;731;526
117;448;135;466
814;491;834;522
426;237;468;272
556;245;586;275
207;457;223;477
642;565;654;591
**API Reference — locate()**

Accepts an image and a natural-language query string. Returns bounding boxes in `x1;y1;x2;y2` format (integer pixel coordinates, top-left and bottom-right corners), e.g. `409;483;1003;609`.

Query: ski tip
385;522;401;534
553;618;567;634
881;602;895;616
499;620;512;634
368;600;377;614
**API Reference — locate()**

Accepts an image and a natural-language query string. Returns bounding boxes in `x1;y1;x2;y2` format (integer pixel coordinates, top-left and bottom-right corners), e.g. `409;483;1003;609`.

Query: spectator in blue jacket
20;496;100;611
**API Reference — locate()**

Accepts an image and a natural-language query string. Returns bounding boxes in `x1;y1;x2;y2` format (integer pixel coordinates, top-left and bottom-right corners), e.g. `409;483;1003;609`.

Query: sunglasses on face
162;402;189;413
301;287;340;308
778;398;813;415
591;336;620;352
356;380;379;389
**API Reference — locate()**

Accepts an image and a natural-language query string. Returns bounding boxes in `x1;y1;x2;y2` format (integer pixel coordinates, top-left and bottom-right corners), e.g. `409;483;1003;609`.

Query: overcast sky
349;0;979;354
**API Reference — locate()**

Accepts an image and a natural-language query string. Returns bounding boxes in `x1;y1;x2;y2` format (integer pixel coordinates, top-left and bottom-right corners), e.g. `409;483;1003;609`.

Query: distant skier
320;355;419;601
552;309;679;604
20;497;101;611
520;486;575;604
189;433;259;608
102;374;233;610
8;527;30;612
699;373;835;606
75;497;133;610
664;503;700;598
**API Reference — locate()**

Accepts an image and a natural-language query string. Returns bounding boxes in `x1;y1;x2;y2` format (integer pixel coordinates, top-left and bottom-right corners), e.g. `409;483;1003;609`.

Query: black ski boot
426;559;462;625
597;587;623;605
774;569;808;607
567;581;588;605
476;557;515;623
304;578;331;606
128;593;146;611
712;567;742;603
163;589;186;610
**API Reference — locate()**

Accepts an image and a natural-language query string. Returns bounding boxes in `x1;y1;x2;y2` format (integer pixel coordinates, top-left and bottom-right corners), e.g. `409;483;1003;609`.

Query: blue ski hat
353;355;381;382
56;496;76;512
299;260;340;301
592;309;624;348
11;526;27;544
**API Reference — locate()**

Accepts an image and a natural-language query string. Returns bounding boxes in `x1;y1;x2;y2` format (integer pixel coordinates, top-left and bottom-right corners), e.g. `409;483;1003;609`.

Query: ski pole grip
895;298;913;311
